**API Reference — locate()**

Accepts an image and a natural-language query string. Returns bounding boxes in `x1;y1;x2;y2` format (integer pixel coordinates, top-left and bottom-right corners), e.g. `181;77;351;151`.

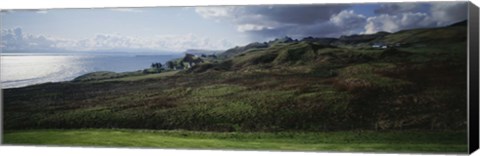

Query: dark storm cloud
365;2;468;34
195;4;355;40
241;15;366;41
430;2;468;25
196;1;468;41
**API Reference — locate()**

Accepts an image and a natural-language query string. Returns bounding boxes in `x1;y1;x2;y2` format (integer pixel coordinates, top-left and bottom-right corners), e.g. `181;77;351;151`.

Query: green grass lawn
3;129;467;153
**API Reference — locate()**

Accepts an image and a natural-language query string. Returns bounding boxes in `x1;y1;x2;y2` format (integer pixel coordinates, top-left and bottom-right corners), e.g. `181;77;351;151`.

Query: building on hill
182;53;204;69
371;42;388;49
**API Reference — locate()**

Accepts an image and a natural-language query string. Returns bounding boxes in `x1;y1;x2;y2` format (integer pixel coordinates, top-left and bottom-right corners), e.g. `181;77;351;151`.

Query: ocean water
0;53;182;89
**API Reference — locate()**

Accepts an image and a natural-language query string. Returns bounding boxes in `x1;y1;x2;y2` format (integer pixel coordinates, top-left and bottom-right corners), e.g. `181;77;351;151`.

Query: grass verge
3;129;467;153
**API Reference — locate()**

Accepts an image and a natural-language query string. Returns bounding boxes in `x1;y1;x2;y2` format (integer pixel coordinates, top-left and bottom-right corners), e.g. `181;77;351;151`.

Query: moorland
2;21;468;153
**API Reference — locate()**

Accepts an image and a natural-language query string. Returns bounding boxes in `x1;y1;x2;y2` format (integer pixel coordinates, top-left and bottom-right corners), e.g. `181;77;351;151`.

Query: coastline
0;53;183;89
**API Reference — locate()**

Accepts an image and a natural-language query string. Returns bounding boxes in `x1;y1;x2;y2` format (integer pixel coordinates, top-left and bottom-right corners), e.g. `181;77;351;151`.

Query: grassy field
3;129;467;153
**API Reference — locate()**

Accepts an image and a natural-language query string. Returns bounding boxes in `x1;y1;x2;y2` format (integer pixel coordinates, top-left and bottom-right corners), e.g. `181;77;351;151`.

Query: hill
3;21;467;132
372;20;467;46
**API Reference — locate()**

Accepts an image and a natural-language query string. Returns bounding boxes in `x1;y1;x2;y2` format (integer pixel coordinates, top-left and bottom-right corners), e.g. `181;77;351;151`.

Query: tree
151;63;163;69
208;54;217;59
166;61;176;70
179;62;185;69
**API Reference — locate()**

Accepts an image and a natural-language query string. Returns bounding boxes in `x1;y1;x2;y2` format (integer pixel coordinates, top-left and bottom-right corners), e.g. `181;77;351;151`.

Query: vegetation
2;21;468;152
3;129;467;153
151;62;163;69
73;71;145;82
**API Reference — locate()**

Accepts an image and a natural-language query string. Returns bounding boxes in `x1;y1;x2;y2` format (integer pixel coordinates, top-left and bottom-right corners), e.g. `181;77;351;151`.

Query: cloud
364;2;467;34
2;2;468;52
330;10;366;30
1;28;60;52
73;34;235;52
237;24;274;32
230;9;370;40
430;2;468;26
195;7;234;19
1;28;236;52
195;2;467;40
245;5;349;25
364;12;436;34
372;2;467;26
195;5;351;40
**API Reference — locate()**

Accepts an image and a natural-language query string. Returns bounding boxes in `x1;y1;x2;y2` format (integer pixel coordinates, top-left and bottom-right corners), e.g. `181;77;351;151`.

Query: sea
0;52;182;89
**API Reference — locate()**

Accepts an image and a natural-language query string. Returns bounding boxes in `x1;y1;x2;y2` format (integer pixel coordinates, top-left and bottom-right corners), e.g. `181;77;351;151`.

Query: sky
0;1;468;53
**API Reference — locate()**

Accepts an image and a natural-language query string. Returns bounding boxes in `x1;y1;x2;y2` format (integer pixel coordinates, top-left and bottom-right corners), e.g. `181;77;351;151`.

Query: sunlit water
1;53;181;89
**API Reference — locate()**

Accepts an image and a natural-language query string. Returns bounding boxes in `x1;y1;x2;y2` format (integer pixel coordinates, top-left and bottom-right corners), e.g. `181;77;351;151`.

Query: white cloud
1;28;61;52
364;12;436;34
237;24;274;32
363;2;467;34
1;28;236;52
330;10;366;29
194;7;234;19
364;15;400;34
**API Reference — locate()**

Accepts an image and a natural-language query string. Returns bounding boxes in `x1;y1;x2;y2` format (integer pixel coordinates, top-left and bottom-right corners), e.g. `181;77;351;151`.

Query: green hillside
3;21;467;134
